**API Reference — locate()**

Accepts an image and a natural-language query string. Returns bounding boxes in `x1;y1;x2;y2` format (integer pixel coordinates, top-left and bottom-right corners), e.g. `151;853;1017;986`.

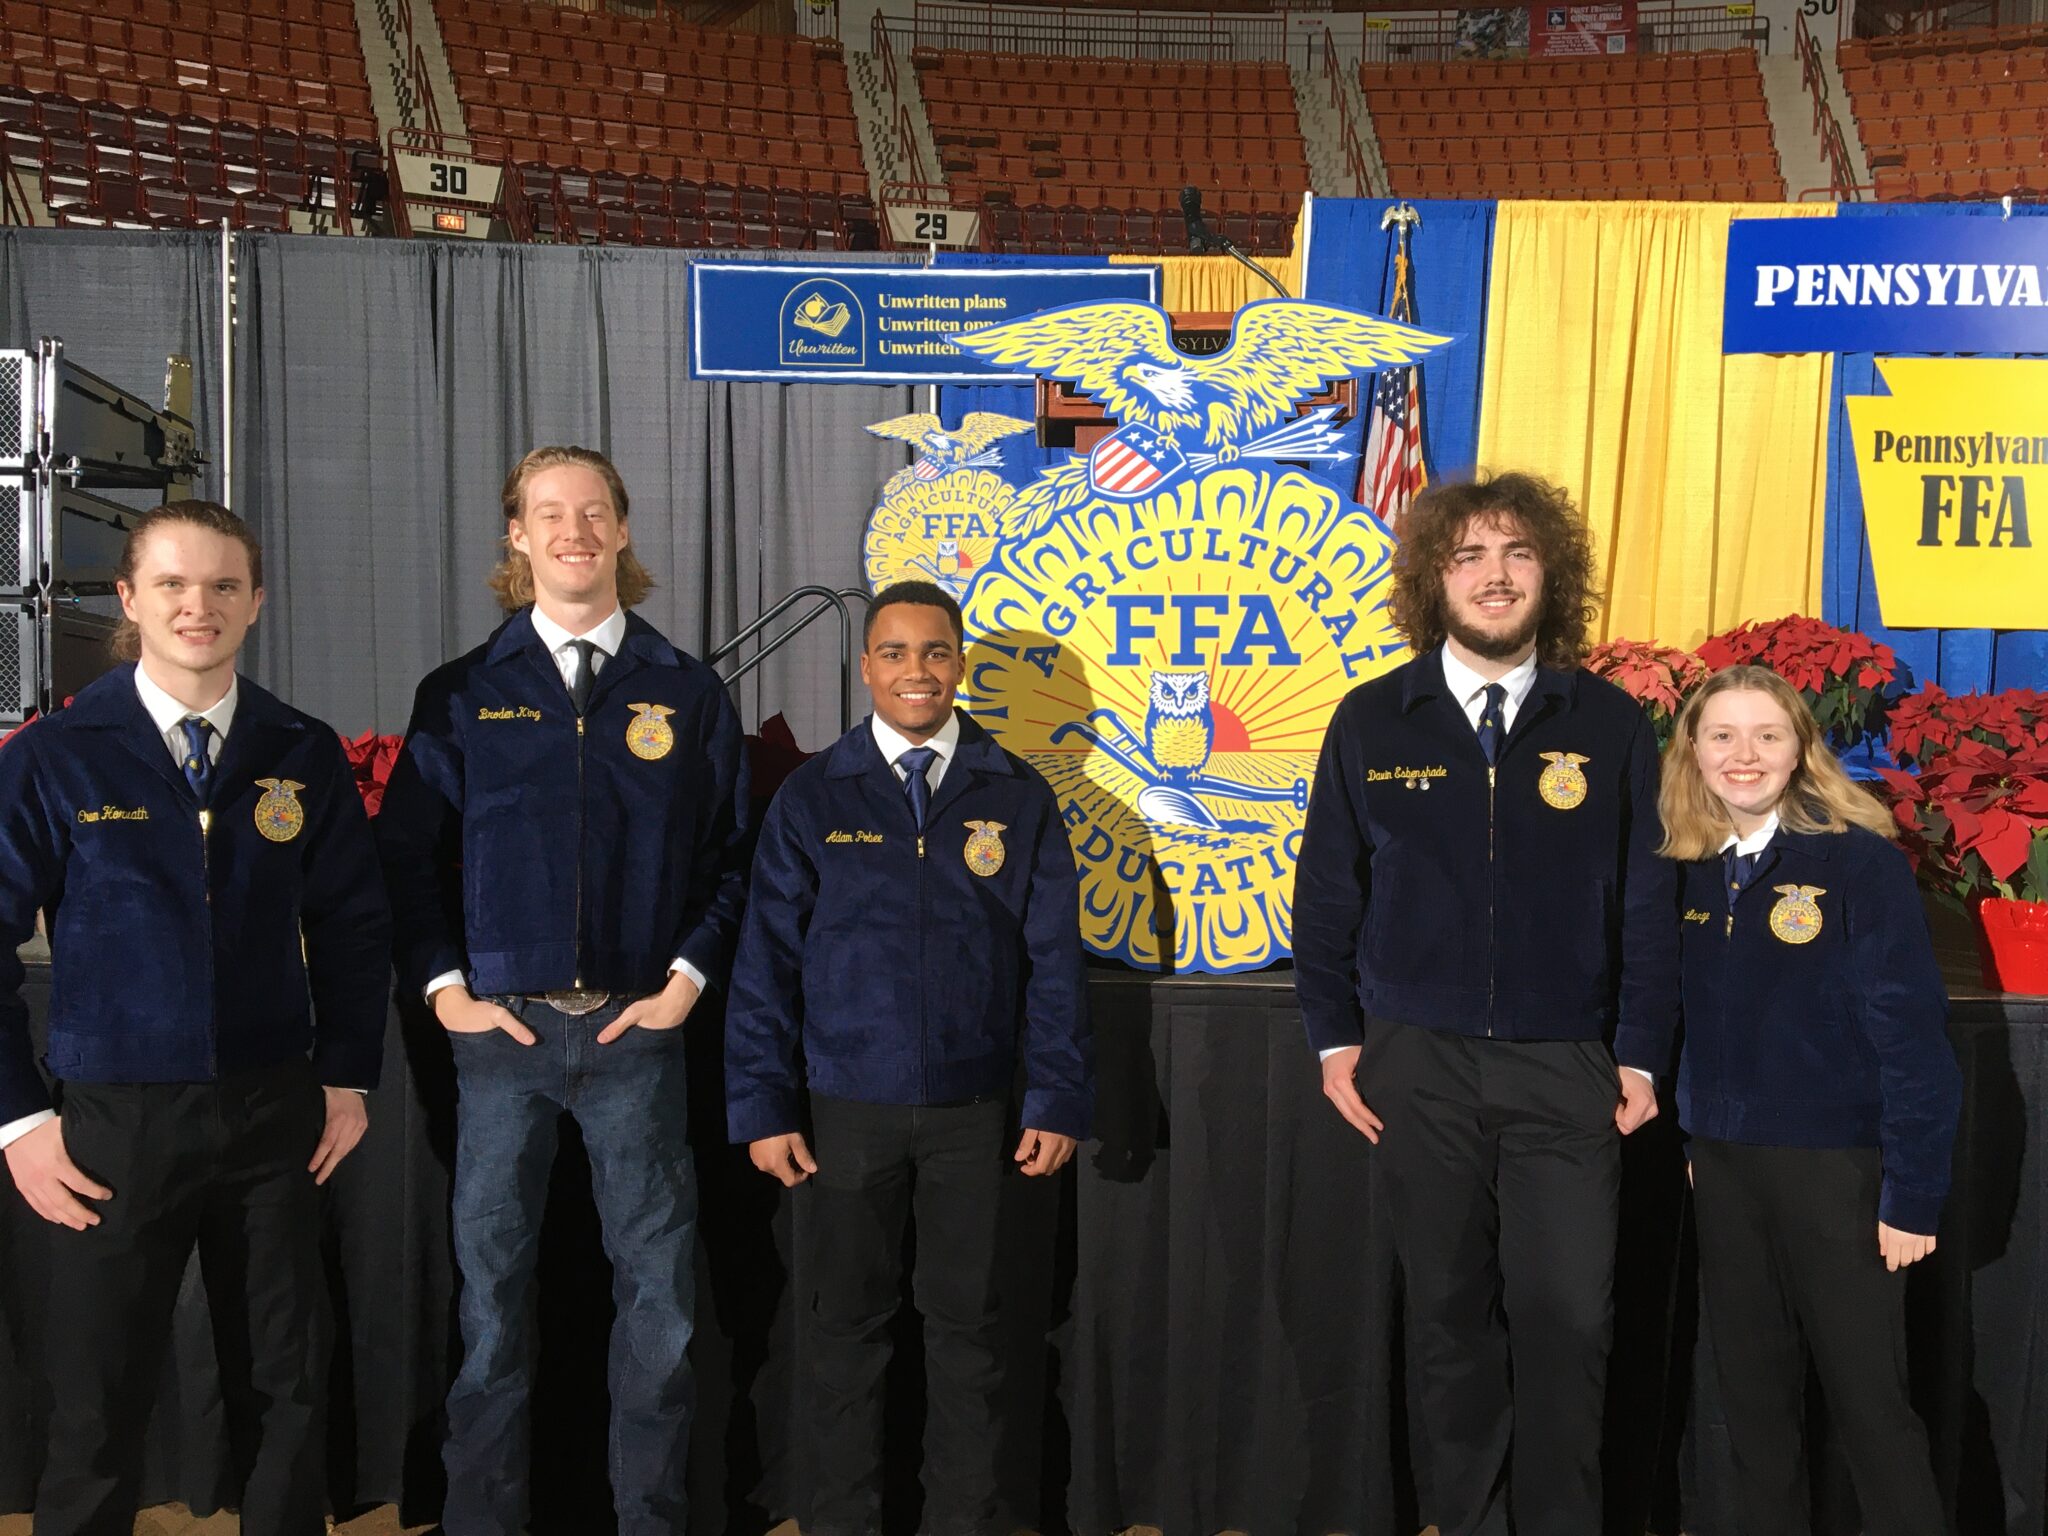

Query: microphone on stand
1180;185;1211;254
1178;185;1289;300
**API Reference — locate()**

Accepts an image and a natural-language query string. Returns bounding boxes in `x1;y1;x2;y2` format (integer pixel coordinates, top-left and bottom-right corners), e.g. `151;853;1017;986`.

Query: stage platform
1;953;2043;1536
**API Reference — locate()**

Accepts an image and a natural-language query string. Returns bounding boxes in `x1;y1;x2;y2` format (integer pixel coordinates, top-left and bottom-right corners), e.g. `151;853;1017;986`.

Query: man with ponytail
377;445;749;1536
0;501;389;1535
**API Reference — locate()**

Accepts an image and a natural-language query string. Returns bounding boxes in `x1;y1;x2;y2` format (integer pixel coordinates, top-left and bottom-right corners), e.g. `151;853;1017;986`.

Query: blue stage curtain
1299;198;1497;483
1824;203;2048;692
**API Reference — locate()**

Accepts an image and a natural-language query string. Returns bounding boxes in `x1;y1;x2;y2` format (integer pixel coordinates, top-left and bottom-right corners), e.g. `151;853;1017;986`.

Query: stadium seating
1367;50;1786;202
2;0;379;230
1837;24;2048;200
438;0;875;249
914;48;1305;252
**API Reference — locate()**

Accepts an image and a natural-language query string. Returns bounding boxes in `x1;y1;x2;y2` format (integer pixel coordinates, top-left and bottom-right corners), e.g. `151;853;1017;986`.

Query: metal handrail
711;585;870;733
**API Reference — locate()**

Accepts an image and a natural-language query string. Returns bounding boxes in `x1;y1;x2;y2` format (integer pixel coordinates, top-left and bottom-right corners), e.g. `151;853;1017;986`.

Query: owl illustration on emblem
1145;671;1215;780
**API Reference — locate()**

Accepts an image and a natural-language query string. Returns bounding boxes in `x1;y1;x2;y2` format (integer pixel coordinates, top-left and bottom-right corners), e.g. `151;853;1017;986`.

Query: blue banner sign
1723;217;2048;355
689;262;1161;384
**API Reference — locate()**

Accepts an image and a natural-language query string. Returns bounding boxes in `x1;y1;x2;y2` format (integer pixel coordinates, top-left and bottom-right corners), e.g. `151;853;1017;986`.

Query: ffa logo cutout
963;820;1007;877
861;412;1033;600
1537;752;1591;810
1768;884;1826;944
924;298;1450;975
625;703;676;761
253;778;306;843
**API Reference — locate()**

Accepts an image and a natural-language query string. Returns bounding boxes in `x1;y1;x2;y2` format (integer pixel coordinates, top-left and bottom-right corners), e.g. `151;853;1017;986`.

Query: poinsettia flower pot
1976;897;2048;995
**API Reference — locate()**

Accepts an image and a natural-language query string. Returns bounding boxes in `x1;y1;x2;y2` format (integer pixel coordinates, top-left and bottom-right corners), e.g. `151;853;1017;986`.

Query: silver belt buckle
542;988;610;1016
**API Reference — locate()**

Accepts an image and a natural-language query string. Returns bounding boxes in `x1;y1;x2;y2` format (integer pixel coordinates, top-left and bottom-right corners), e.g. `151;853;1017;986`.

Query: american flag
1356;365;1425;526
1354;244;1428;527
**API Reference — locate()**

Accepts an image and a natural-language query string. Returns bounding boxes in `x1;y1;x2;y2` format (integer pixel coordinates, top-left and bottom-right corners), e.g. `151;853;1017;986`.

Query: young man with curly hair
1293;472;1679;1536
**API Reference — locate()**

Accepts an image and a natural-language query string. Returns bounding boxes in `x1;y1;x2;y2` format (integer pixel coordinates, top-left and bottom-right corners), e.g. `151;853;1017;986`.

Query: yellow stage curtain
1475;200;1835;649
1110;250;1302;310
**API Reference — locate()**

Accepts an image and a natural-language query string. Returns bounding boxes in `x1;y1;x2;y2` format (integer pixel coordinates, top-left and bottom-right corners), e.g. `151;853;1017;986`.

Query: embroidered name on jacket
1367;764;1449;785
76;805;151;823
478;706;542;721
825;830;885;844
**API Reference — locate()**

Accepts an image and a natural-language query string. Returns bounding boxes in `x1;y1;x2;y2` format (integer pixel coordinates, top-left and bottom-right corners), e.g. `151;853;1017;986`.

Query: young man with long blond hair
1293;471;1678;1536
377;446;749;1535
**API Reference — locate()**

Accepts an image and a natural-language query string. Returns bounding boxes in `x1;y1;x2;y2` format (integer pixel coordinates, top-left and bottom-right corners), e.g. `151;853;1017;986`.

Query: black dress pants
1360;1019;1621;1536
33;1060;329;1536
802;1094;1010;1536
1690;1139;1945;1536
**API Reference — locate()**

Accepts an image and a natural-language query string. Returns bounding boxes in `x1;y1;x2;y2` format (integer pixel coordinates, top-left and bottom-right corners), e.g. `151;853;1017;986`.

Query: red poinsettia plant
340;729;404;817
1878;737;2048;907
1695;615;1899;747
1887;684;2048;769
1584;638;1710;749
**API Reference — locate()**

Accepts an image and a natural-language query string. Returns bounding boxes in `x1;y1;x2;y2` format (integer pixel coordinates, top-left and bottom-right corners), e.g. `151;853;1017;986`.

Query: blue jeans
442;996;697;1536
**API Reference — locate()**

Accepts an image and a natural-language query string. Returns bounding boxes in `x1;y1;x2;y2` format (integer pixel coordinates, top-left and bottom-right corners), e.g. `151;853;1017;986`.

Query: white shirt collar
871;708;961;772
529;604;627;660
1719;811;1781;857
133;662;238;748
1439;646;1539;715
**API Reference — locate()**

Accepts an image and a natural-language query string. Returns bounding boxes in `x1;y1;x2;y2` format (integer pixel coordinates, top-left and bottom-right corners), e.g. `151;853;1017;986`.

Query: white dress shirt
1320;648;1652;1086
424;605;706;1002
1720;811;1780;859
1439;646;1540;735
871;708;961;796
0;666;360;1154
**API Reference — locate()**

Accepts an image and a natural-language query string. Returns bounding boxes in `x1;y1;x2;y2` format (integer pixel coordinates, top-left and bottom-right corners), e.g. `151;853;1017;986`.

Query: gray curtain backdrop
3;229;927;748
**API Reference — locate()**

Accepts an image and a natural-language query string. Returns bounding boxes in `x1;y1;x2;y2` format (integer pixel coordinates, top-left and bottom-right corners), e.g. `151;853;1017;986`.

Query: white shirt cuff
0;1108;56;1150
424;969;466;1001
669;958;707;991
1318;1046;1354;1061
1622;1066;1656;1085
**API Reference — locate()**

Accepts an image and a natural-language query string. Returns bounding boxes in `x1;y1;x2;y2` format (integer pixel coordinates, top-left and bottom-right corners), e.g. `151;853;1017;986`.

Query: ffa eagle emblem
862;412;1033;599
963;820;1007;876
1768;884;1826;944
625;703;676;761
950;299;1448;515
252;778;306;843
1537;752;1591;810
883;296;1457;974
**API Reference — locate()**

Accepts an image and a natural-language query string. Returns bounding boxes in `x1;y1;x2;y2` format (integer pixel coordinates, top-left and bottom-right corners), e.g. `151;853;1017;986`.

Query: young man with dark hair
0;501;389;1536
1293;472;1678;1536
376;446;750;1536
726;579;1092;1536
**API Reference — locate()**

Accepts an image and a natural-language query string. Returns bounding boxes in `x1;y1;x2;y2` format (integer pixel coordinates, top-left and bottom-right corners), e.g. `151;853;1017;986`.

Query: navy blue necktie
565;639;599;716
1475;682;1507;766
898;745;937;829
1724;848;1759;912
178;716;215;804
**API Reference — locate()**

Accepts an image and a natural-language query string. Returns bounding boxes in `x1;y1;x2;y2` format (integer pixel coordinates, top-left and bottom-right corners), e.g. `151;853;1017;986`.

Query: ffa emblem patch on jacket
963;820;1006;877
1537;752;1590;809
1768;884;1826;944
626;703;676;761
253;779;306;842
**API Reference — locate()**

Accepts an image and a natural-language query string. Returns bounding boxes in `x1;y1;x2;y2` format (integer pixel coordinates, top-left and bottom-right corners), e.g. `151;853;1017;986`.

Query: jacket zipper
573;714;586;988
1485;763;1497;1036
199;805;217;1073
915;787;928;1100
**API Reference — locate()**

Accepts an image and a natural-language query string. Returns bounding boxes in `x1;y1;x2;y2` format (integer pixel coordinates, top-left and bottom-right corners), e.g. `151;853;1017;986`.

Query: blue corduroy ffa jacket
0;668;391;1124
1676;825;1961;1233
724;711;1092;1145
375;608;750;999
1293;649;1679;1073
